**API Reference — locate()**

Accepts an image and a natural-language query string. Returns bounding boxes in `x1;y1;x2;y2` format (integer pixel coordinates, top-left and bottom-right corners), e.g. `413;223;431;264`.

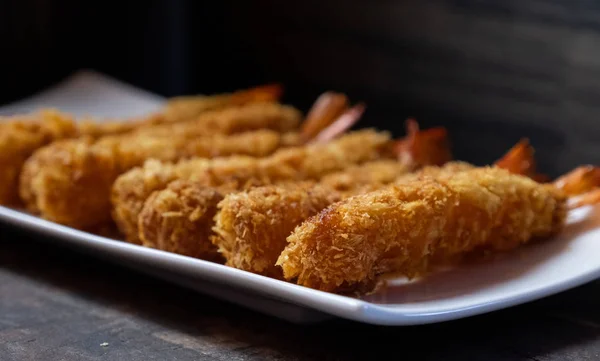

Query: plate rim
3;205;600;326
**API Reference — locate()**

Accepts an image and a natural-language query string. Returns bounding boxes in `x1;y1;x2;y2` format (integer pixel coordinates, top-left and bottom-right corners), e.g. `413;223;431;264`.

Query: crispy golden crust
19;138;120;227
131;102;301;139
159;84;284;124
277;167;566;292
212;184;341;278
111;156;259;243
111;160;185;244
21;129;284;230
111;130;392;241
259;129;392;181
320;160;410;193
2;91;289;206
138;180;224;261
394;161;476;184
78;84;288;136
0;110;78;205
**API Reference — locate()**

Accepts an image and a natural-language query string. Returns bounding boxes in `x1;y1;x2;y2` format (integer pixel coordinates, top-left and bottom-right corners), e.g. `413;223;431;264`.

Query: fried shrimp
211;184;341;277
0;110;78;205
113;129;392;242
135;126;456;266
138;180;226;262
79;83;286;136
277;167;566;292
208;162;474;276
129;102;301;138
20;129;286;230
319;160;411;193
0;85;286;206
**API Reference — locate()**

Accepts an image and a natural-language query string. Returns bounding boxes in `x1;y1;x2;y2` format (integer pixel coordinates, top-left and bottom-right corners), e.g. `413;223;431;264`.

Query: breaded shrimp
319;160;411;193
128;102;301;139
79;83;285;136
158;84;283;125
20;130;285;230
139;180;226;262
0;85;285;206
208;162;473;276
277;167;566;292
211;184;341;277
0;110;78;205
113;129;392;242
137;139;459;268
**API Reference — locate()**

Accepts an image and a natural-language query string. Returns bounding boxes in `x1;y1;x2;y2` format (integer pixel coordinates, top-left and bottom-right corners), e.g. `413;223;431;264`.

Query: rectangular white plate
3;71;600;326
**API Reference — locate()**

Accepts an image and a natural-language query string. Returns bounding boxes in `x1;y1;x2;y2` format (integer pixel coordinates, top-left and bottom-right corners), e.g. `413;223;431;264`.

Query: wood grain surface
2;225;600;361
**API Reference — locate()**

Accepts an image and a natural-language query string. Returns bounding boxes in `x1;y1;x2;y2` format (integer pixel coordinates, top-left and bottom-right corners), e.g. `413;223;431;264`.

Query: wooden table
2;225;600;361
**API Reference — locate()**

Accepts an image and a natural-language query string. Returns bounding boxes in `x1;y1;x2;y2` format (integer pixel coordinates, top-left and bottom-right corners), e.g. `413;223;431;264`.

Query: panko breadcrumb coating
0;86;286;206
129;102;301;139
112;129;392;242
20;129;285;230
0;110;78;205
212;184;341;277
319;160;410;193
138;179;275;260
208;162;474;276
79;83;285;136
277;167;566;292
111;156;262;243
139;180;225;262
158;83;283;125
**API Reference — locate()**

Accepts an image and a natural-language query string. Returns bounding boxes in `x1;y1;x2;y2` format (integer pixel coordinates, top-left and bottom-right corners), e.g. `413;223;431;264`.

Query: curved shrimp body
0;110;78;205
212;184;340;278
112;129;391;242
21;129;286;230
277;167;566;292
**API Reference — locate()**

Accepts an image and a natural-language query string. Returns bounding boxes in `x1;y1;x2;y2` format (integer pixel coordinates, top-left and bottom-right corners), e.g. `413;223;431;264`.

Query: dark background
2;0;599;177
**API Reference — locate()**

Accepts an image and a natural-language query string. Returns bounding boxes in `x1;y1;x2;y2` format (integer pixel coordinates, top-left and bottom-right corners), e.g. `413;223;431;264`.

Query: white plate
2;71;600;326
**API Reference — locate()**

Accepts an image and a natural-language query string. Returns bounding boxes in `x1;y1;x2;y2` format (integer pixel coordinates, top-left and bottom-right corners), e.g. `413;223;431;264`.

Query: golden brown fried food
159;84;283;125
277;167;566;292
19;101;299;226
129;102;301;139
0;85;284;206
19;138;120;227
137;179;255;252
20;129;286;230
139;161;460;270
0;97;295;207
112;129;392;242
319;160;411;193
211;184;341;277
393;161;475;184
79;83;285;136
137;150;460;272
111;156;263;243
208;162;473;275
139;180;225;262
0;110;78;205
